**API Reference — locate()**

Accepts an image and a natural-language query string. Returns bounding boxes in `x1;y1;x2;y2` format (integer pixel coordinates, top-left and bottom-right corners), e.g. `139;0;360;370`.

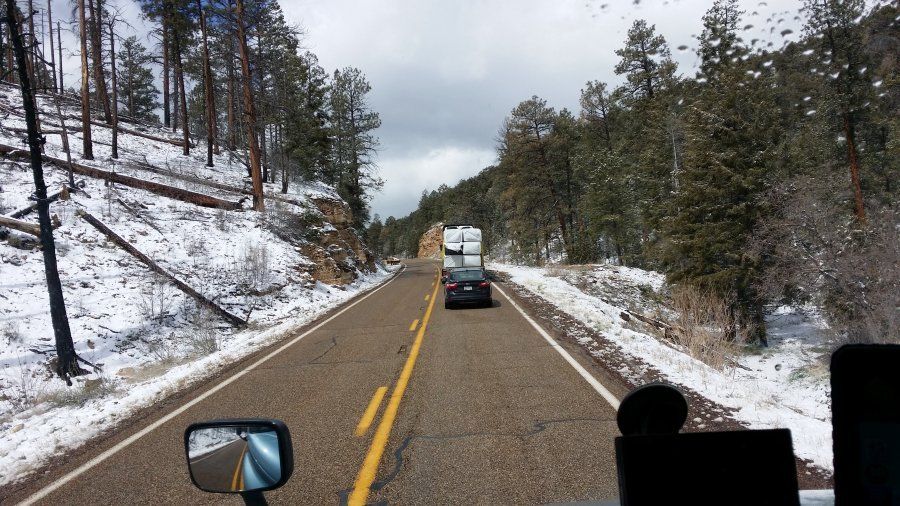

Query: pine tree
614;19;677;102
117;36;159;122
659;2;778;344
329;67;381;227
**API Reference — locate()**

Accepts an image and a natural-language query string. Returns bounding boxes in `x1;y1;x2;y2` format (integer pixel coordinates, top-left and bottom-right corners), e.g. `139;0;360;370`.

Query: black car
444;268;492;308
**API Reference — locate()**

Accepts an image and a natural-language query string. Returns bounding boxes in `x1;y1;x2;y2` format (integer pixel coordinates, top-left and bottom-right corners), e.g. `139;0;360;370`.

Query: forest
1;0;381;226
372;0;898;345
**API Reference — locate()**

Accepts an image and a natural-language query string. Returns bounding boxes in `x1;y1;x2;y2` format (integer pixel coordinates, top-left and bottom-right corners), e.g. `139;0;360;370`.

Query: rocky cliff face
417;222;443;259
298;197;377;285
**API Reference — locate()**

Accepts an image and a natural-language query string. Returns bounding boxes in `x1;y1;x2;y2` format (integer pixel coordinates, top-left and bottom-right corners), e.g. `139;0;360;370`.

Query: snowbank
489;262;834;471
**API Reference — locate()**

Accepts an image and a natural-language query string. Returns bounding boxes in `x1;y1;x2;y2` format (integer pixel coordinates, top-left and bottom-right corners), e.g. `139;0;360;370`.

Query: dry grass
668;285;741;371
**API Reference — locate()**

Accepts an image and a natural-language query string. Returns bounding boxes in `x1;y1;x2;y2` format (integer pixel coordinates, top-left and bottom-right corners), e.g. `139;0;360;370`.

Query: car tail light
446;283;458;290
479;281;490;287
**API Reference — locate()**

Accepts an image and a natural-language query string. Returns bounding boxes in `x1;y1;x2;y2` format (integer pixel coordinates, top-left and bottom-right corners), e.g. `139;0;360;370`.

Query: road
188;439;248;493
6;259;628;505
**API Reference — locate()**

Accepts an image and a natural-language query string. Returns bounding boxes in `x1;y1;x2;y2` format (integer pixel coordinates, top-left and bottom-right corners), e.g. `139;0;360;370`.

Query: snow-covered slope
0;83;391;486
490;262;833;472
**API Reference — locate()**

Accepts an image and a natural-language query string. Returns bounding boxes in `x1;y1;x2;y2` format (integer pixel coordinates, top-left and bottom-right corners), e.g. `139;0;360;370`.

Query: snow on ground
0;85;393;486
489;262;834;471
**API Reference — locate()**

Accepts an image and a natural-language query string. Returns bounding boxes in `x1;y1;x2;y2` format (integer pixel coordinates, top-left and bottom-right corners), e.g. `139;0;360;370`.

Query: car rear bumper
445;289;491;303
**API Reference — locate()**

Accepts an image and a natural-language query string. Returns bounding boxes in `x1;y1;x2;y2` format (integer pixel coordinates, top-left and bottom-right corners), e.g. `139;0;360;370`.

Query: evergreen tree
614;19;677;101
329;67;381;228
117;36;159;122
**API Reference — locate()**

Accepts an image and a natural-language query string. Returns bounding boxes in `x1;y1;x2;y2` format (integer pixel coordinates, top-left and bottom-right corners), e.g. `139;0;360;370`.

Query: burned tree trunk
86;0;111;123
226;23;236;151
196;0;216;166
77;0;92;159
3;0;85;384
46;0;56;92
235;0;264;211
56;21;61;89
173;35;189;156
161;22;170;128
108;18;118;159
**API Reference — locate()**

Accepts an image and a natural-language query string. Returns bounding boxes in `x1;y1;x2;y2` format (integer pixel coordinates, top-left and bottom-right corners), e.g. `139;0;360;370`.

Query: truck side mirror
184;419;294;496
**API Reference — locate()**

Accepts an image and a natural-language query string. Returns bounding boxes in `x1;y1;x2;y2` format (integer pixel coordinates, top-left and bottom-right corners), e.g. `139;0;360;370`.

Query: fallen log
0;143;243;210
78;117;188;147
0;215;40;236
9;180;86;219
127;158;308;208
77;210;247;327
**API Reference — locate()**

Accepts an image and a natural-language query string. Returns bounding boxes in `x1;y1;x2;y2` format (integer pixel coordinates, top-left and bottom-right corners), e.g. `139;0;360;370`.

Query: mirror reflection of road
9;260;628;504
189;439;248;492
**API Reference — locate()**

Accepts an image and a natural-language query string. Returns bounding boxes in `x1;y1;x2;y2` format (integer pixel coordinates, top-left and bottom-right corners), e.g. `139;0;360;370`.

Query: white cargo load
462;255;482;267
461;228;482;242
461;241;481;255
443;228;463;243
444;255;465;268
444;242;464;255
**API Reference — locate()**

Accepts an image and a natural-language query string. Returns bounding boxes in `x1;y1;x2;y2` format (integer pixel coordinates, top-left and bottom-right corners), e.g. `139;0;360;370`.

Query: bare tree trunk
56;21;61;89
46;0;56;92
196;0;216;166
86;0;110;123
0;22;5;81
26;0;35;86
108;19;117;159
161;22;169;128
280;123;288;193
843;113;866;223
171;39;178;133
51;91;75;185
173;35;189;156
235;0;264;211
77;0;93;159
5;21;14;83
226;23;236;151
4;0;86;385
125;41;133;116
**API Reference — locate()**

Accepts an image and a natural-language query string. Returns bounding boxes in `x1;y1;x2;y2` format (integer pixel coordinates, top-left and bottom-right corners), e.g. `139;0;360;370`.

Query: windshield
449;270;485;282
1;0;895;504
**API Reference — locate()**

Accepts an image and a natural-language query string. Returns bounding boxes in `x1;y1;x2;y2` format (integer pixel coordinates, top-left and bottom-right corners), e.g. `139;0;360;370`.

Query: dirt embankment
417;223;443;258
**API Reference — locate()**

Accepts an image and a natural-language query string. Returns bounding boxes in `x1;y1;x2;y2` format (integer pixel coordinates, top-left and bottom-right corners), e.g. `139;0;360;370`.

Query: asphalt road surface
6;259;628;505
188;439;247;493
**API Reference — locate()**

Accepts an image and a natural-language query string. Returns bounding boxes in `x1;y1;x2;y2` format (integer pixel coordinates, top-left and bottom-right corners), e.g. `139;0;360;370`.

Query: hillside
0;83;390;486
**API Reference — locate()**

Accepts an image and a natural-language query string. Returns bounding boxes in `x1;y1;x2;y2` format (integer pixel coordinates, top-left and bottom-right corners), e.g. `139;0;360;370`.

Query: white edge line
494;283;621;411
20;264;407;506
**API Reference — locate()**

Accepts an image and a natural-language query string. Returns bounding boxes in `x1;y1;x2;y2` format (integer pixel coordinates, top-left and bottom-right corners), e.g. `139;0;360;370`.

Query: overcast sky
47;0;805;220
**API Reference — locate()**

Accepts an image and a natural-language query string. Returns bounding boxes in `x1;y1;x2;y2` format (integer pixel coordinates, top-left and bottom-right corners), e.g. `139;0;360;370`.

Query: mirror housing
184;419;294;494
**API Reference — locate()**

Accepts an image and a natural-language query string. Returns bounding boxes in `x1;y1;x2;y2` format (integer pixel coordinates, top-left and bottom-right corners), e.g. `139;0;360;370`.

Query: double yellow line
348;271;441;505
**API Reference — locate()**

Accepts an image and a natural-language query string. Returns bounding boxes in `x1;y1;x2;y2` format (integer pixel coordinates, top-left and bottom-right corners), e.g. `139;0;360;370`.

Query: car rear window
450;270;485;282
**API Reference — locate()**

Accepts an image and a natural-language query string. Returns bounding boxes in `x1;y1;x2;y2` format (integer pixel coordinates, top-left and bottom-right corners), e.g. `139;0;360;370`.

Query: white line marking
494;284;621;410
20;265;407;505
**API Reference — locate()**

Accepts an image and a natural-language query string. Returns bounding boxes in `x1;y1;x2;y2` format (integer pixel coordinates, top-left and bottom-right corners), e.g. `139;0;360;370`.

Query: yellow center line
355;386;389;436
409;319;419;332
231;444;247;492
348;271;440;506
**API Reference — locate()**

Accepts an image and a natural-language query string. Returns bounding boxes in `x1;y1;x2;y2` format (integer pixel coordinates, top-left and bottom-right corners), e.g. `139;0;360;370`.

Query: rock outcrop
301;197;377;285
417;222;443;259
